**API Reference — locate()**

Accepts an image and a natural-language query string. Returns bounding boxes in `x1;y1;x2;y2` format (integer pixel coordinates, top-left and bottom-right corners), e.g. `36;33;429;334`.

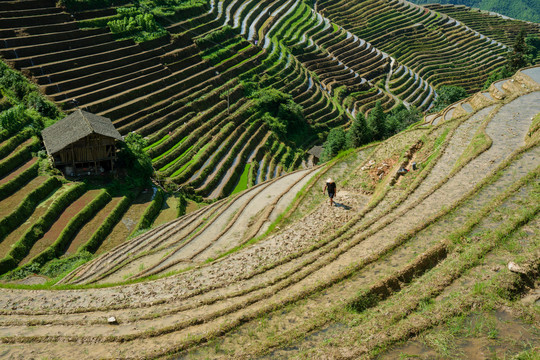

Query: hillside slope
0;65;538;359
424;3;540;50
0;0;528;195
1;0;535;278
409;0;540;23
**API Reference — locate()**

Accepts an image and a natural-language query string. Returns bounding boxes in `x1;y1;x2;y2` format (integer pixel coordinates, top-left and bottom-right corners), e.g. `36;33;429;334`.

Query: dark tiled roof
42;109;123;155
307;145;323;159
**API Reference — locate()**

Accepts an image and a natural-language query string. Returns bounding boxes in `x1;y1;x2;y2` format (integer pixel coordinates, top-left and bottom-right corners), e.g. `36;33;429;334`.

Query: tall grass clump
108;8;167;42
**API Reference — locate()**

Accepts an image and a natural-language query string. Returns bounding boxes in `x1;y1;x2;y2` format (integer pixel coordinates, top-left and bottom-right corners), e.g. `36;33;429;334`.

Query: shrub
108;13;158;33
0;96;13;112
0;105;31;135
367;101;386;141
346;112;372;148
334;86;349;104
320;127;346;162
0;257;39;280
0;60;62;132
0;69;32;100
0;128;32;159
430;85;468;114
118;132;154;184
24;92;60;120
261;112;287;137
40;251;93;279
177;193;187;217
108;12;167;42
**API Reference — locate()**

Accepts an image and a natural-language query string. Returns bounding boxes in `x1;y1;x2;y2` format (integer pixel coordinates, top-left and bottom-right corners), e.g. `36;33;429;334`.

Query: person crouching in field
323;178;337;206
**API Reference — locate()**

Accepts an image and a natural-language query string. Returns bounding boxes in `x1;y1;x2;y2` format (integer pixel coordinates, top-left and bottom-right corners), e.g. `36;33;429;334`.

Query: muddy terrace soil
381;310;539;360
0;71;539;359
94;189;155;255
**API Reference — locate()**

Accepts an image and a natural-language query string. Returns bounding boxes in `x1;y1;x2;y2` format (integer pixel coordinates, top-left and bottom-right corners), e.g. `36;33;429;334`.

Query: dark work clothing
327;182;336;198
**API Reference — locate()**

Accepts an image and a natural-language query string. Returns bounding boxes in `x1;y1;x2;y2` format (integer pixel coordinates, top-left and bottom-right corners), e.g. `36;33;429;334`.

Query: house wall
52;134;117;166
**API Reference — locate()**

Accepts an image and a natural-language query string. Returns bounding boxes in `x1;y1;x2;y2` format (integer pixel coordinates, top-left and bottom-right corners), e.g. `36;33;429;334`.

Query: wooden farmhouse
307;145;323;165
42;109;123;176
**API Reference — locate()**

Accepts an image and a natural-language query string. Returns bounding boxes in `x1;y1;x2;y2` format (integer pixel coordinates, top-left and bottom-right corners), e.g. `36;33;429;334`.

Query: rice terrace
0;0;539;357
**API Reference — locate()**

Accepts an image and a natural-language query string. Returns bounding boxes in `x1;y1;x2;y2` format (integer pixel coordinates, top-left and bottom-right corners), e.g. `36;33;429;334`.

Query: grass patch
231;163;251;195
170;143;211;177
151;135;188;162
158;145;194;172
450;108;498;174
144;135;170;152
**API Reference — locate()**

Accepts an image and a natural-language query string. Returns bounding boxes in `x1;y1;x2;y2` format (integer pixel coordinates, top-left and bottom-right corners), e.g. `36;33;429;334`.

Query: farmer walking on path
323;178;337;206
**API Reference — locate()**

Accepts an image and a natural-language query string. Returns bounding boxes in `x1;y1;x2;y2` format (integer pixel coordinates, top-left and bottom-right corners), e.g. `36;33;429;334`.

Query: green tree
484;33;540;90
277;98;303;125
346;112;372;148
118;132;153;180
430;85;468;113
0;67;32;100
507;29;528;71
320;127;346;162
385;104;422;136
252;88;305;142
367;101;386;140
261;112;287;137
525;34;540;62
24;92;60;120
253;88;292;114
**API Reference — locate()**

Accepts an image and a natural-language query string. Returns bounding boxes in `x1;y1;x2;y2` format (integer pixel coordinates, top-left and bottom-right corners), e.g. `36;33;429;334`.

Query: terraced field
2;0;535;199
1;0;539;356
425;3;540;49
318;0;517;93
0;0;347;196
0;64;538;359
